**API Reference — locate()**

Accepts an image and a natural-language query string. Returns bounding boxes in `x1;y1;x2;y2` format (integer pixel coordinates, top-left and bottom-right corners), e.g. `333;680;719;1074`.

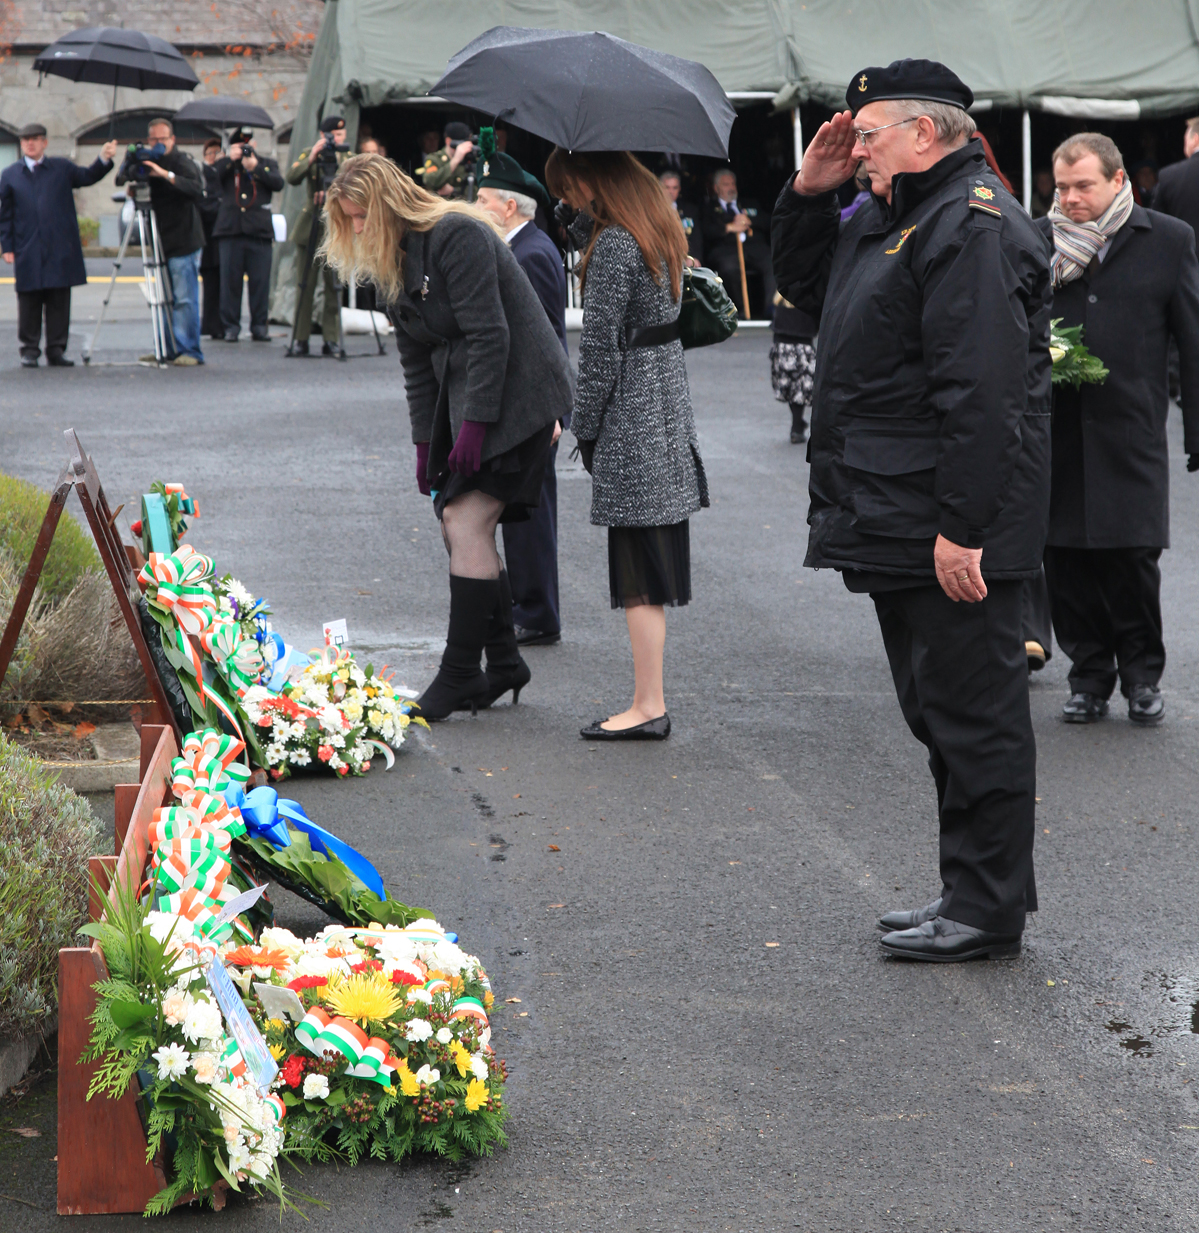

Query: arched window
75;109;221;147
274;121;293;151
0;121;18;171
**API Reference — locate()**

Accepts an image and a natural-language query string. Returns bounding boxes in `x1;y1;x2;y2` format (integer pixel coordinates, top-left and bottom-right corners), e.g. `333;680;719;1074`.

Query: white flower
435;1027;453;1044
144;909;184;944
406;988;433;1006
225;578;254;608
258;927;304;958
153;1042;191;1080
405;1017;433;1042
182;996;224;1044
302;1073;330;1101
415;1065;440;1085
470;1053;489;1082
248;1152;274;1181
226;1141;252;1173
290;749;312;766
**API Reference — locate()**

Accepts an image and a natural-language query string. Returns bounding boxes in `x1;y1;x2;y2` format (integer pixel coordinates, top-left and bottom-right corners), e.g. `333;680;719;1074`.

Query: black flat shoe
1128;683;1164;726
47;355;74;366
579;714;671;741
1062;691;1108;724
285;340;309;357
20;356;38;368
877;897;942;933
789;429;806;444
515;626;561;646
880;917;1021;963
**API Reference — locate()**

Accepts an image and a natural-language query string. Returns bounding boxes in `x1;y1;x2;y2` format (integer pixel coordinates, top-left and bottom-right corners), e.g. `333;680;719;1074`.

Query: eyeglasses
852;116;917;146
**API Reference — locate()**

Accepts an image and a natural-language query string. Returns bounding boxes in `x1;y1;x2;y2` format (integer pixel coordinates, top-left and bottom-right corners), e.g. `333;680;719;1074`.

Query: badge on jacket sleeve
968;184;1001;217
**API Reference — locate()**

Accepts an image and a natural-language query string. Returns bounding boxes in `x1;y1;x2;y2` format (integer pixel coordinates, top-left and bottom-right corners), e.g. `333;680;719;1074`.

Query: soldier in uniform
285;115;352;357
772;59;1054;962
417;121;475;199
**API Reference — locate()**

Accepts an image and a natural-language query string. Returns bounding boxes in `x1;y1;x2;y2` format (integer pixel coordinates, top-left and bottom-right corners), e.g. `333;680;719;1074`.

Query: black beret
319;114;345;133
444;121;471;142
846;58;973;116
476;150;550;211
18;122;47;139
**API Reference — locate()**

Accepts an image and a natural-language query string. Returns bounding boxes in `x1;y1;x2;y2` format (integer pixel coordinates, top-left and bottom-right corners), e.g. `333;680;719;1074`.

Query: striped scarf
1048;179;1134;286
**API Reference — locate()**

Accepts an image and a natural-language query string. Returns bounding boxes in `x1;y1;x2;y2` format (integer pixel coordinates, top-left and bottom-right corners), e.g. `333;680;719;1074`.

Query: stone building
0;0;319;239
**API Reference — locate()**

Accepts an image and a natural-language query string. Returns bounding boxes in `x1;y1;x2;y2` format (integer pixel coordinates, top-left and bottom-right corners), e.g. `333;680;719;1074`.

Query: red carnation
280;1054;306;1089
351;960;383;974
390;969;421;986
286;975;327;992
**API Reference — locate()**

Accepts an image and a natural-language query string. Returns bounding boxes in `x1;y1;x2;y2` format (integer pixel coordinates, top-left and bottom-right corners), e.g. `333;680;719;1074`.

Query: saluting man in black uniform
773;60;1054;962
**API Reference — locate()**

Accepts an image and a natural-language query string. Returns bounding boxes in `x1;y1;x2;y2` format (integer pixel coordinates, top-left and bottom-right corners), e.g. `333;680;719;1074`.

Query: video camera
314;142;341;192
120;141;167;181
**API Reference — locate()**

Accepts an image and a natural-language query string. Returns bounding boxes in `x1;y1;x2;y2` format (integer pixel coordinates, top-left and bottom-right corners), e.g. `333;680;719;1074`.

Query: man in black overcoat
772;60;1054;962
0;123;117;366
476;152;569;657
1038;132;1199;727
1150;118;1199;241
702;169;774;318
659;171;704;262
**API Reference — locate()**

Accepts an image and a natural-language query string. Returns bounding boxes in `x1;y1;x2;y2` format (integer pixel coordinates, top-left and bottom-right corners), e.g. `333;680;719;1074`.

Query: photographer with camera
417;121;476;199
213;127;284;342
284;114;351;357
115;118;206;365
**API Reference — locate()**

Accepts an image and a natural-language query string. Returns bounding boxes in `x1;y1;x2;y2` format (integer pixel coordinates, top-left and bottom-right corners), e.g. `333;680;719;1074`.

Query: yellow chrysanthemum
465;1078;487;1112
397;1061;421;1098
450;1040;471;1077
323;972;403;1025
269;1043;286;1060
267;1018;286;1033
483;991;494;1010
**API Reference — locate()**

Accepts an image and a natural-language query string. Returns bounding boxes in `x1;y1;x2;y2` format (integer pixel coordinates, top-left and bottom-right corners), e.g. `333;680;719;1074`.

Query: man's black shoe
1128;683;1165;726
251;332;271;341
47;355;74;367
877;897;942;933
514;627;561;647
880;917;1021;962
789;429;806;444
19;356;38;368
285;340;309;357
222;332;240;342
1062;691;1108;724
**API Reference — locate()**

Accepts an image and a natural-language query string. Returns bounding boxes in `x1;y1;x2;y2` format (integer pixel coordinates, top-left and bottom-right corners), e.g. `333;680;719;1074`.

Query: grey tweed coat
572;223;709;527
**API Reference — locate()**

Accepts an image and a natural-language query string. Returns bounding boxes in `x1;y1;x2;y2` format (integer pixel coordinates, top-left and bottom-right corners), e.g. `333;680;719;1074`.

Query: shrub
78;216;100;247
0;731;100;1039
0;473;102;607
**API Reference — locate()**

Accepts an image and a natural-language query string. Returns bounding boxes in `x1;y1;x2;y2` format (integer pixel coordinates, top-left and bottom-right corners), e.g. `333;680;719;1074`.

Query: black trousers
18;287;71;360
873;581;1037;935
1043;545;1164;699
501;441;560;634
200;264;222;337
218;236;272;337
710;240;776;319
1021;569;1053;662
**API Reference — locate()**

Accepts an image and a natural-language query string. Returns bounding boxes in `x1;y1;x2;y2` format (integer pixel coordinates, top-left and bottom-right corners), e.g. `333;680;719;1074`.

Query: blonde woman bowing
546;148;709;741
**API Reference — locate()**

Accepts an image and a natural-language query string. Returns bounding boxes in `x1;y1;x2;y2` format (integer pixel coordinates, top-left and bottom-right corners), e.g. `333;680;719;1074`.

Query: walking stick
736;227;752;321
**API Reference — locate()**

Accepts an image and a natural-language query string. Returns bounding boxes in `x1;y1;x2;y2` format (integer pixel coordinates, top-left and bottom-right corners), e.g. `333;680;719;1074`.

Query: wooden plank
87;856;116;923
113;784;140;852
56;947;165;1215
110;727;177;917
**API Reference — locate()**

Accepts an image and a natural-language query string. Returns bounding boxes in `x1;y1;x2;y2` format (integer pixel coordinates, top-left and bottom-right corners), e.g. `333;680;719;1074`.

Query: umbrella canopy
430;26;734;157
33;26;199;91
173;96;275;130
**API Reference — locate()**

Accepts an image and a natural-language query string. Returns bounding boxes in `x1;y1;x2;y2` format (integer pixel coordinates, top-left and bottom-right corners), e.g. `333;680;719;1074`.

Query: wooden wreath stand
0;428;180;741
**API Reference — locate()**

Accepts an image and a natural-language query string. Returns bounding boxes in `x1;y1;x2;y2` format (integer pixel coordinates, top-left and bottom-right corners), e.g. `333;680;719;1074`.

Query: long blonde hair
319;154;502;303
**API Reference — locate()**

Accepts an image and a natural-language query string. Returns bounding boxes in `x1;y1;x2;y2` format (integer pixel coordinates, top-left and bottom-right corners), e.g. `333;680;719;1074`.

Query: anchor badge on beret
858;74;868;92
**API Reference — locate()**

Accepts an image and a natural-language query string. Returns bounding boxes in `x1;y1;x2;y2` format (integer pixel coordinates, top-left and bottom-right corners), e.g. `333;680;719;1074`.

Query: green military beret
476;151;550;212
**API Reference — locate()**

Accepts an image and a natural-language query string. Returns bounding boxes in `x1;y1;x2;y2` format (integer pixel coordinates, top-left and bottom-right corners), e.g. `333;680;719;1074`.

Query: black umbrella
173;96;275;130
430;26;734;157
34;26;198;138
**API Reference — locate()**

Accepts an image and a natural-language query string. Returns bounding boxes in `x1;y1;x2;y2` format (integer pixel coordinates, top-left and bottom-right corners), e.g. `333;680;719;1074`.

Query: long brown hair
319;154;502;303
544;149;686;300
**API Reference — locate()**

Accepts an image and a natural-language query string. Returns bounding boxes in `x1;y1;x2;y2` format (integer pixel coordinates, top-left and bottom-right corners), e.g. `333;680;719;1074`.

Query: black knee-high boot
417;575;497;721
483;570;531;706
789;401;807;444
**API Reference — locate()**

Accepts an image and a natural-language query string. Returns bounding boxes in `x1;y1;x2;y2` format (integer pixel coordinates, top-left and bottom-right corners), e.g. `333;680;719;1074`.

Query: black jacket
1036;208;1199;549
673;199;704;261
212;152;284;240
199;162;221;266
701;196;769;263
115;148;204;258
772;139;1054;579
1150;154;1199;245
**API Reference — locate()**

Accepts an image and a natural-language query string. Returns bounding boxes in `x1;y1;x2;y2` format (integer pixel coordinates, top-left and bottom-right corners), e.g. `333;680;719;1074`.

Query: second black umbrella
173;96;275;130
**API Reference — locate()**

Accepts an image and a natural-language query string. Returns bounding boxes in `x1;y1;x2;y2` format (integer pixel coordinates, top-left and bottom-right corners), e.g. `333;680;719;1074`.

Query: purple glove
447;420;487;477
415;441;431;496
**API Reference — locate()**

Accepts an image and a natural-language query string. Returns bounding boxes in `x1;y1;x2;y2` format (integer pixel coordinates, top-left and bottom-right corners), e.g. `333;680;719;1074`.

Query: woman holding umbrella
320;155;573;720
546;149;709;741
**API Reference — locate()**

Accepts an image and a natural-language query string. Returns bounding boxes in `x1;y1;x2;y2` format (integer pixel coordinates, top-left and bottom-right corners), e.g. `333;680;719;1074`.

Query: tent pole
1022;109;1032;214
792;107;803;173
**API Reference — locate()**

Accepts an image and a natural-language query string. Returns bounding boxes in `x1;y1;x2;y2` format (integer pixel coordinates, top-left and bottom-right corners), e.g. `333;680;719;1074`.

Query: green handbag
678;265;739;349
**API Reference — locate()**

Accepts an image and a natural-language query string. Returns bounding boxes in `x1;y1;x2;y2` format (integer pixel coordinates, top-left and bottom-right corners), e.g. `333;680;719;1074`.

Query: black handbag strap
627;319;681;349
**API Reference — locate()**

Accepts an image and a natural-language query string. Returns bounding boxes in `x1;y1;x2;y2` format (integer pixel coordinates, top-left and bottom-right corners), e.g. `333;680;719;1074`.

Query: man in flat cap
476;151;569;657
284;115;351;357
418;122;476;199
773;59;1054;961
0;123;118;366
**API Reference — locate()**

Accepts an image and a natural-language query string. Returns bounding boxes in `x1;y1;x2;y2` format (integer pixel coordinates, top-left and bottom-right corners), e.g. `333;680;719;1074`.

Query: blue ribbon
225;784;387;899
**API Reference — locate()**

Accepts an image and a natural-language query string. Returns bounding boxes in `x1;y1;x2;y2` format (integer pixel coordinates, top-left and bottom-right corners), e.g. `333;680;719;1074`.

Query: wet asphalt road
1;313;1198;1232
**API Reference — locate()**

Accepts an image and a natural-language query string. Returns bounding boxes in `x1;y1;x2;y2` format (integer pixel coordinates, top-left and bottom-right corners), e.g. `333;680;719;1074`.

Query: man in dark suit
212;127;284;341
659;170;703;262
476;152;569;649
0;123;117;367
1150;118;1199;238
1039;132;1199;727
701;168;775;318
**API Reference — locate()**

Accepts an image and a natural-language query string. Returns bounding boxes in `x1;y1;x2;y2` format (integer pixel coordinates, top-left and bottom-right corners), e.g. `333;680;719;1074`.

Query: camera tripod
83;183;176;366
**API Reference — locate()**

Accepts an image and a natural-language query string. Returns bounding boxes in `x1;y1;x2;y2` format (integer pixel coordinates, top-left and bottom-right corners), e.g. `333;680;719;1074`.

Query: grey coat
572;224;708;527
392;213;572;479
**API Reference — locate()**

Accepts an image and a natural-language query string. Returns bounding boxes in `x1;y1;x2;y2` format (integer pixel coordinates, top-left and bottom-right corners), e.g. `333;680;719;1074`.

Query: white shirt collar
504;220;530;244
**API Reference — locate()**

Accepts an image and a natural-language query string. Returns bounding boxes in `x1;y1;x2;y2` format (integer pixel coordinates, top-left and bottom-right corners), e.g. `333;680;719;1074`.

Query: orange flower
223;945;291;971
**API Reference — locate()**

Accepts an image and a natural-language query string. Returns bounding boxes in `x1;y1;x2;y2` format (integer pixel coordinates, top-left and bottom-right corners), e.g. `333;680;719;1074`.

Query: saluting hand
794;109;858;196
934;534;987;604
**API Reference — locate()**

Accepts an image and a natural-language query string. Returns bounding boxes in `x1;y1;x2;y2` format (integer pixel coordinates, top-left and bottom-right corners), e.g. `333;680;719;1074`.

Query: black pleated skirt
608;520;691;609
433;423;555;524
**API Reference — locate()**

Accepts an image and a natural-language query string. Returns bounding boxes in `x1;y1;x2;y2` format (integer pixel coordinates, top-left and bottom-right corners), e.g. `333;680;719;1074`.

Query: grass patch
0;473;102;607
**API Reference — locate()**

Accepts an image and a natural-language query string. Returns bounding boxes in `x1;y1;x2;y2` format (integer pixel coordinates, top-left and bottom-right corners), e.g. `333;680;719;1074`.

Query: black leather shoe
1128;683;1164;726
1062;691;1108;724
47;355;74;366
251;332;271;341
20;356;38;368
580;714;671;741
222;332;240;342
877;897;942;933
789;429;806;444
321;340;338;356
285;340;309;357
515;626;561;646
880;917;1021;962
